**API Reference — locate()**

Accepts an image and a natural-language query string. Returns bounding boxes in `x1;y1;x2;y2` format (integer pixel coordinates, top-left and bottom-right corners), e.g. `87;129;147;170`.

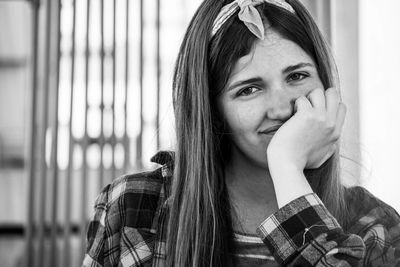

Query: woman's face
218;29;324;169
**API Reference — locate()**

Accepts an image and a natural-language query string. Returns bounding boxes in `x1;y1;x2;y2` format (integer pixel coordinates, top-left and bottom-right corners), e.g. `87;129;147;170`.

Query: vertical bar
80;0;90;259
316;0;332;44
155;0;160;150
26;0;40;266
64;0;76;265
137;0;143;169
123;0;129;173
111;0;116;178
100;0;105;189
49;0;62;265
38;0;52;265
330;0;336;49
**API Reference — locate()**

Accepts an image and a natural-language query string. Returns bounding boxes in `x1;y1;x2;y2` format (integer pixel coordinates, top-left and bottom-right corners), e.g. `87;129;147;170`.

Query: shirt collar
150;150;175;166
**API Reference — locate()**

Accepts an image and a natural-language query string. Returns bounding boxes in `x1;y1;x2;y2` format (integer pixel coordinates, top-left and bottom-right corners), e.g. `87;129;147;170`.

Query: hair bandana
211;0;295;40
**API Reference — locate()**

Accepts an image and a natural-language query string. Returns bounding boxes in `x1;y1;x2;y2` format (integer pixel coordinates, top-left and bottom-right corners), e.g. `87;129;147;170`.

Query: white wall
359;0;400;211
331;0;362;188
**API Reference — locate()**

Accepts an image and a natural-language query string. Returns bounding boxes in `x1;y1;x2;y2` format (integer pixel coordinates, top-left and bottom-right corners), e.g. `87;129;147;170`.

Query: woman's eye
287;72;309;82
237;87;260;97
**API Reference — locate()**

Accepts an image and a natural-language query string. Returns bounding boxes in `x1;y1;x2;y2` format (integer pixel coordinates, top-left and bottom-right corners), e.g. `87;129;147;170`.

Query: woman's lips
260;125;282;135
260;130;277;135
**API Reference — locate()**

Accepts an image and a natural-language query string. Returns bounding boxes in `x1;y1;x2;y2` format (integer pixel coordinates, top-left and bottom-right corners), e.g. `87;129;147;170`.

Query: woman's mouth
260;125;282;135
260;130;277;135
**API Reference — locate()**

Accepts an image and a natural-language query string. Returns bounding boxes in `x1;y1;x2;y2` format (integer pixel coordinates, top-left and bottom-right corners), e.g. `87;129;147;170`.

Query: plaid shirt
83;151;400;266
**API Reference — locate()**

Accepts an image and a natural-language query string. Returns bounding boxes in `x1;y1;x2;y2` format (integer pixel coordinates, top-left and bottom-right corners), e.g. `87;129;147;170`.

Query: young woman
83;0;400;266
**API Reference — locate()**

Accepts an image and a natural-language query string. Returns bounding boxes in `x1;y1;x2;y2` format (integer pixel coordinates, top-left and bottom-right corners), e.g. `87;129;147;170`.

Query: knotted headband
211;0;295;40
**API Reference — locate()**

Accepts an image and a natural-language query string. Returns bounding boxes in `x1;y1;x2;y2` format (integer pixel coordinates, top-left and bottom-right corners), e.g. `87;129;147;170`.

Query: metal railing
25;0;165;266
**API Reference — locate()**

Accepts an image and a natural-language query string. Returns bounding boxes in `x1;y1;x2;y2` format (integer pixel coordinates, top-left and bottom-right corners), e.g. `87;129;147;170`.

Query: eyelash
236;72;310;97
236;87;260;97
287;72;309;82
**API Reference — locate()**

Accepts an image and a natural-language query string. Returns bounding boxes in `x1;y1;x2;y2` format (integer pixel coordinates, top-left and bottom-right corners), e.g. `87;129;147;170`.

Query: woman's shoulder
84;151;174;266
343;186;400;265
94;150;175;228
344;185;400;234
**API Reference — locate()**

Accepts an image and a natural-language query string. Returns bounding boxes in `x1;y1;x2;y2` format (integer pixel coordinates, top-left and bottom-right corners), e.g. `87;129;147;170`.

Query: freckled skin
218;29;324;170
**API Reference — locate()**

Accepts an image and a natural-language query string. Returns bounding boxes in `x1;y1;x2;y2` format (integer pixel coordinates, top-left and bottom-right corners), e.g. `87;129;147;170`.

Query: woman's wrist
267;145;305;172
267;155;313;208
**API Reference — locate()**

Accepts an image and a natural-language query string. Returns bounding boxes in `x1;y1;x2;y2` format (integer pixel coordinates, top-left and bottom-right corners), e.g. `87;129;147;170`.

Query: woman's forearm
267;156;313;208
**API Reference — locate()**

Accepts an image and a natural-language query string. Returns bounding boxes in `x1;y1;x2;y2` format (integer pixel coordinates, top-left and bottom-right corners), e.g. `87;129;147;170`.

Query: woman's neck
224;148;279;234
224;148;277;206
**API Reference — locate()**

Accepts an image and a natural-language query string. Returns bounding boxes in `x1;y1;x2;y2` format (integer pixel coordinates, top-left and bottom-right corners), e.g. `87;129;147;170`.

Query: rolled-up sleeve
257;193;366;266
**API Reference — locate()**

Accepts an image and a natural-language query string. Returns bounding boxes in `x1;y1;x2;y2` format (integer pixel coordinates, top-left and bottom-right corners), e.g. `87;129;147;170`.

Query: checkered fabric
83;151;400;266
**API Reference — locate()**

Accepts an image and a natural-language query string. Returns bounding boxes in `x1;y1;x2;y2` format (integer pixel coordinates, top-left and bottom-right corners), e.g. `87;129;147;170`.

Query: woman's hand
266;87;346;171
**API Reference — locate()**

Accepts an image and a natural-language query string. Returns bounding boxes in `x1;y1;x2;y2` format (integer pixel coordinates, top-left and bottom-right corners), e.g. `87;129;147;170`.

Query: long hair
167;0;350;266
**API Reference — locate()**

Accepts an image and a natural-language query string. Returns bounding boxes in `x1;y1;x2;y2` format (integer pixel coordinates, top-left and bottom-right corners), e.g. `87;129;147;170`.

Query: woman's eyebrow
227;77;263;92
282;62;314;74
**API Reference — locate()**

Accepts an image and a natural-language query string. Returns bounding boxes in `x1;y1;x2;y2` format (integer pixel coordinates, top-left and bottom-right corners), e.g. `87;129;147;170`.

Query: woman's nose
265;90;295;120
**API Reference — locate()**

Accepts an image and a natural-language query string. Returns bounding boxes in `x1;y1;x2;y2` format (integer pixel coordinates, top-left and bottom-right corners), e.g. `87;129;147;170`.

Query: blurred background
0;0;399;266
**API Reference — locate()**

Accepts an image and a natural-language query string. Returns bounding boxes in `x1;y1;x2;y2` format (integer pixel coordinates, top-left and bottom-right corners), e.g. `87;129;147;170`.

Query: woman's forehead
228;31;314;82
